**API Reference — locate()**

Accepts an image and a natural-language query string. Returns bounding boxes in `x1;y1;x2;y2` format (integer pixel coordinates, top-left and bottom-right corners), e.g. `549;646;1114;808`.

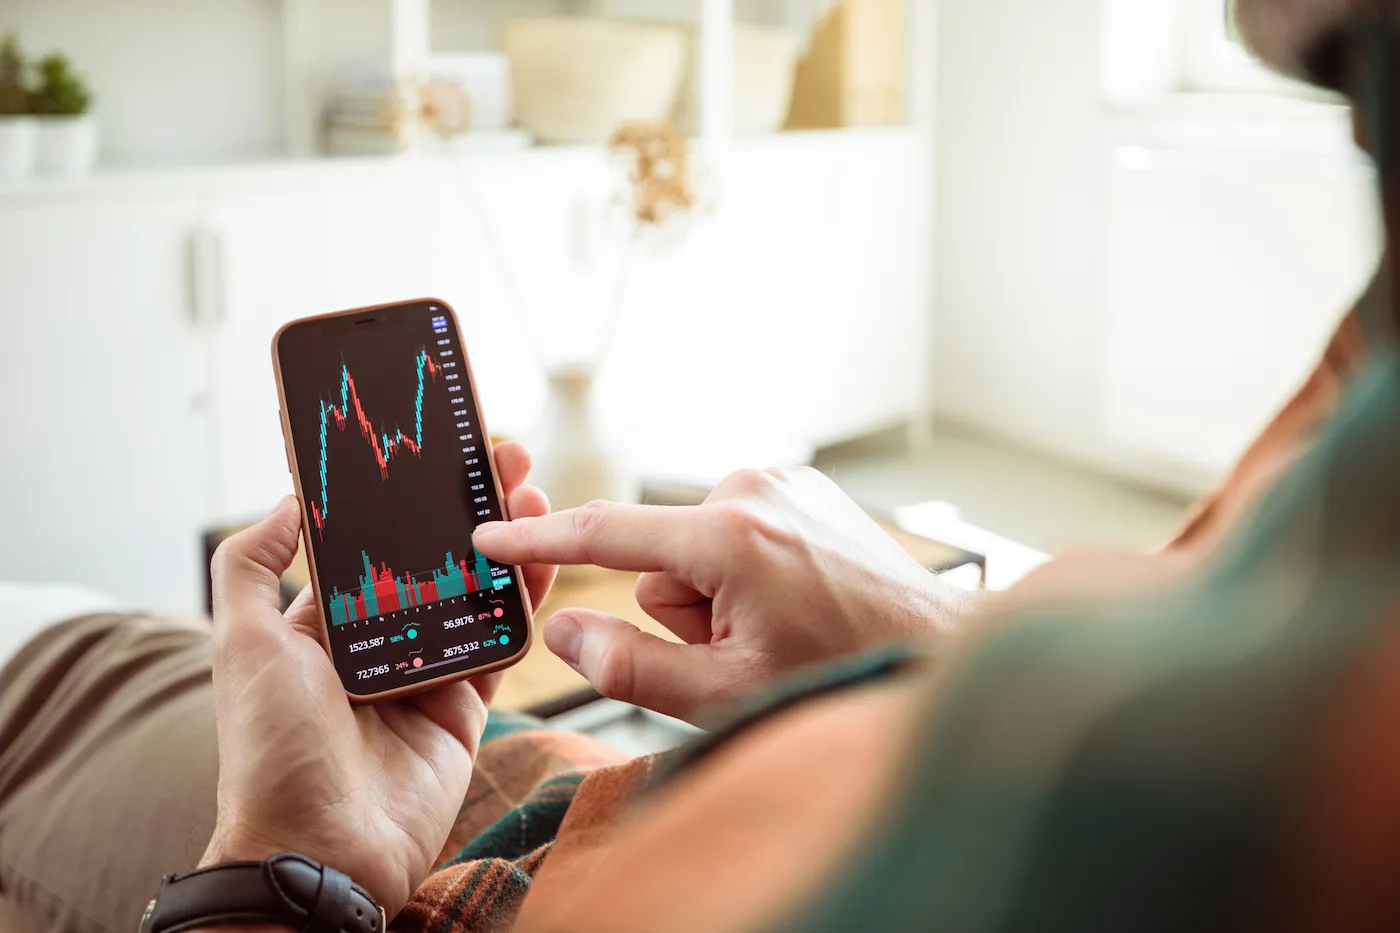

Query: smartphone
272;299;533;703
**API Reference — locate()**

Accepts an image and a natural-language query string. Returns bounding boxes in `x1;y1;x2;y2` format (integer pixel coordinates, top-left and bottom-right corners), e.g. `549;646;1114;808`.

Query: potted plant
32;52;96;177
0;32;36;182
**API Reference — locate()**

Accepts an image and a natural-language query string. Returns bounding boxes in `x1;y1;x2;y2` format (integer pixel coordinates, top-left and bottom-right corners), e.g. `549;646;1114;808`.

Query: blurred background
0;0;1380;630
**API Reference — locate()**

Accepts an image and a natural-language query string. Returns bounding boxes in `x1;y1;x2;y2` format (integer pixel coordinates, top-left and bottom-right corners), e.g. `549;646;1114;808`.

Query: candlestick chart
309;348;440;537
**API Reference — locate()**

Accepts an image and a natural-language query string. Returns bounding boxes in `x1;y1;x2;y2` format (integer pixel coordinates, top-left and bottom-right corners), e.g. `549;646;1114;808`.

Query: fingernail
545;615;583;668
278;494;299;513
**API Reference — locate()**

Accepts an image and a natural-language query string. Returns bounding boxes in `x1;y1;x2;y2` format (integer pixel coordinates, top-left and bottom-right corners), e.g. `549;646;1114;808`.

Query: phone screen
277;301;529;697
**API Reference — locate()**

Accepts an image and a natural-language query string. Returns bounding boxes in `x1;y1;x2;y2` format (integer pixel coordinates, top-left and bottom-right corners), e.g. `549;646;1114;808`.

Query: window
1102;0;1332;103
1182;0;1313;94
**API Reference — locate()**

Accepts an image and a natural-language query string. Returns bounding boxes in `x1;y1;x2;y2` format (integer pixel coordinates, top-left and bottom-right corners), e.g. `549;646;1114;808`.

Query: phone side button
279;410;291;474
282;424;294;475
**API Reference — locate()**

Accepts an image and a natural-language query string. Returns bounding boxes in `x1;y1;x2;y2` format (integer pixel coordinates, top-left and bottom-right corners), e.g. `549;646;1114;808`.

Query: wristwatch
138;852;386;933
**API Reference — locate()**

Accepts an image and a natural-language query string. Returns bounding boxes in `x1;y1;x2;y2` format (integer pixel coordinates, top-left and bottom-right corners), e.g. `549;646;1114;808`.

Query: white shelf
7;0;918;180
0;125;917;203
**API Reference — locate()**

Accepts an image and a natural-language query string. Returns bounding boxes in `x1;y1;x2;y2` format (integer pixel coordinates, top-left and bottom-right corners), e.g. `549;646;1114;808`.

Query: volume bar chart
328;546;513;626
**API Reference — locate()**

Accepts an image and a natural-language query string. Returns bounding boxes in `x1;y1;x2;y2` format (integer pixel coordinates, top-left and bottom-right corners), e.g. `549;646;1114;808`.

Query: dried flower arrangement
437;116;707;369
527;120;706;514
390;76;473;144
581;120;704;366
439;118;711;513
607;121;695;227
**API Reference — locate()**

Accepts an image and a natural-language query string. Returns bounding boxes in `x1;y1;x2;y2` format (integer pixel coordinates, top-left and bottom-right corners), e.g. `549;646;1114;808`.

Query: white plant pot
0;116;37;183
35;115;99;178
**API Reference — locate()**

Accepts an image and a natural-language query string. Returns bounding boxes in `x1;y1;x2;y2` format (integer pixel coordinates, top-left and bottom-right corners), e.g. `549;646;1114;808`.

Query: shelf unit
268;0;752;157
5;0;929;176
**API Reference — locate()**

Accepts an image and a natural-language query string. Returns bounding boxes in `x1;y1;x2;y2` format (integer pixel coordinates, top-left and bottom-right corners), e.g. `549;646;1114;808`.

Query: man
3;1;1398;930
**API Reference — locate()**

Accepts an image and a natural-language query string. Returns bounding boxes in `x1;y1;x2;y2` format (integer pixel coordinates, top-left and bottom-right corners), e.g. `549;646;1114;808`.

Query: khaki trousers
0;614;218;933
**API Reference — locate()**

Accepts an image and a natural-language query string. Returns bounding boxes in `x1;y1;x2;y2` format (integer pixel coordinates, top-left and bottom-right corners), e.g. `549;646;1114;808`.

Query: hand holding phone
203;434;553;914
272;299;534;702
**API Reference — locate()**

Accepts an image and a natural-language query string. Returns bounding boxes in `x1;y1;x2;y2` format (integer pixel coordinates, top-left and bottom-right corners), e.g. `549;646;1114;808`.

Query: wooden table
208;519;977;713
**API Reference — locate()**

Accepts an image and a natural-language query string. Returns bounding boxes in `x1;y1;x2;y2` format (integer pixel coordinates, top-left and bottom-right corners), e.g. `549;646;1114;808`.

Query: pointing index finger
473;501;697;573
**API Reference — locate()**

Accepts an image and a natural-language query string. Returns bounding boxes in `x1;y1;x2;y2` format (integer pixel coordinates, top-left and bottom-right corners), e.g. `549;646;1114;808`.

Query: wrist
911;575;989;638
147;851;386;933
199;825;402;918
199;826;286;869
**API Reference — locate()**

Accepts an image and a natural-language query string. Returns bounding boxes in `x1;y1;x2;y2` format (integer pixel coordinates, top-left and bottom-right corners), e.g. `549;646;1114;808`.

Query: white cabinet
208;163;439;522
601;129;929;457
0;193;212;612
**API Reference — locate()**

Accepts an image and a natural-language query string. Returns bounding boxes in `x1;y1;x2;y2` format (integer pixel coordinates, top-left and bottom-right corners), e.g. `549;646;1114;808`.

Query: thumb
211;495;302;636
545;609;734;722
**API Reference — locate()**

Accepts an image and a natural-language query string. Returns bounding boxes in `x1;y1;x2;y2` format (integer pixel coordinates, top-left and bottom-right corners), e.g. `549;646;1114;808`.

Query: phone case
271;298;535;704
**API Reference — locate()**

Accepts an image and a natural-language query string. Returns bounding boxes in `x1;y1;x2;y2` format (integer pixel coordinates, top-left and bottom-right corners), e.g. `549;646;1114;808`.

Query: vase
529;364;635;575
0;116;36;183
35;115;98;177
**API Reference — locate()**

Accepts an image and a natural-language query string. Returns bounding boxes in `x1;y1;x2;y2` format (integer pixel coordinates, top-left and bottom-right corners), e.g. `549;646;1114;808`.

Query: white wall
936;0;1116;476
6;0;412;163
430;0;570;54
935;0;1382;493
1106;148;1378;479
7;0;286;163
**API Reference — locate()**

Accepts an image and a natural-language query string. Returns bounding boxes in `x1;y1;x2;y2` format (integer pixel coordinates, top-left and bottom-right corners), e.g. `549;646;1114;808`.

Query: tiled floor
817;428;1192;554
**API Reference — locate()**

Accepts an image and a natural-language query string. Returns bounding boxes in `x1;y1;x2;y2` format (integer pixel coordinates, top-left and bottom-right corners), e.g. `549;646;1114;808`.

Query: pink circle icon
413;657;423;668
493;608;504;618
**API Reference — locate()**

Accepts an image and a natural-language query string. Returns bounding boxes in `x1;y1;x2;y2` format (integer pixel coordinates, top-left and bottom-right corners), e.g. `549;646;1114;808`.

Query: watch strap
141;852;384;933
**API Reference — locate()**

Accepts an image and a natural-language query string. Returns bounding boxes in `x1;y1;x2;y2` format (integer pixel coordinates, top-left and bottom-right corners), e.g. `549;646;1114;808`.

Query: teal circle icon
407;628;418;639
499;634;510;646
